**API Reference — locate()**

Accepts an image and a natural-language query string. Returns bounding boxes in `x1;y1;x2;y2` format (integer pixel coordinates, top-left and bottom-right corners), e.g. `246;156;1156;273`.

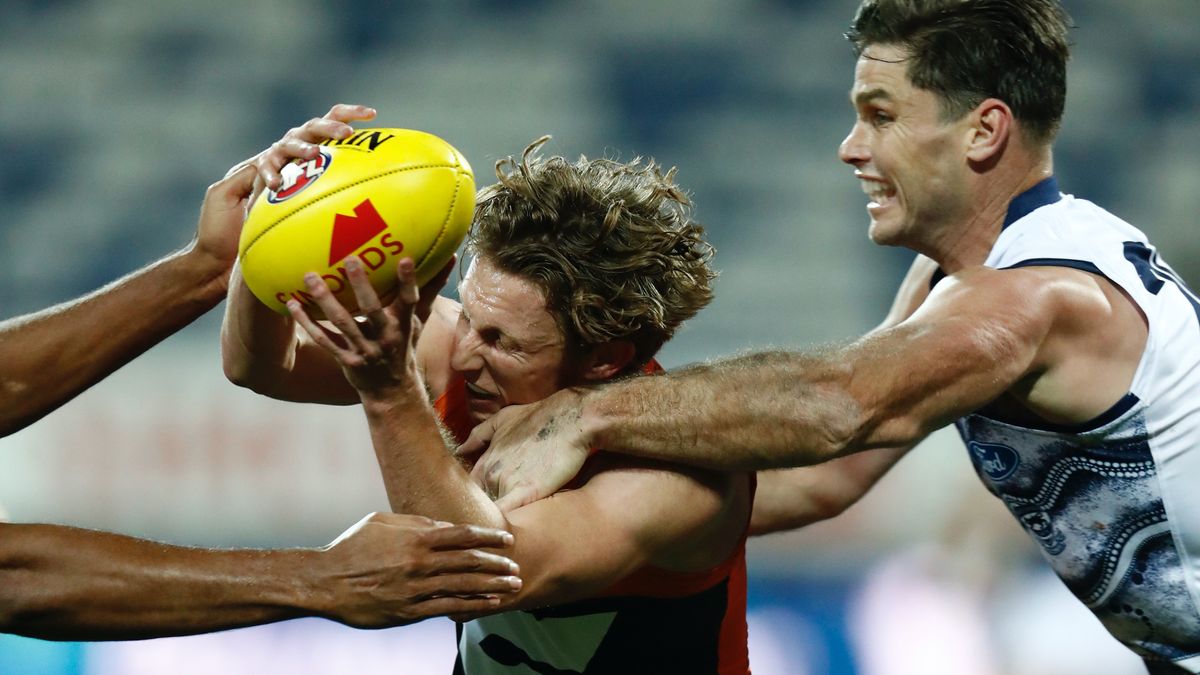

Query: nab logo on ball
268;149;332;204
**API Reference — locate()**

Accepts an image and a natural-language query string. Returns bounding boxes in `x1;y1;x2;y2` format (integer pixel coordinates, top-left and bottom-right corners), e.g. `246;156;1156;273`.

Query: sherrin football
238;128;475;316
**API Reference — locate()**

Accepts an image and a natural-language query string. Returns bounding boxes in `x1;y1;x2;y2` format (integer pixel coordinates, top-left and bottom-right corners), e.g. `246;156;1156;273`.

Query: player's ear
966;97;1012;164
579;340;636;381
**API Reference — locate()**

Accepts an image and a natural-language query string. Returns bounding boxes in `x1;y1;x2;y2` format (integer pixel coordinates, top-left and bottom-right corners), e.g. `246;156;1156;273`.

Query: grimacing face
451;256;584;425
838;43;974;248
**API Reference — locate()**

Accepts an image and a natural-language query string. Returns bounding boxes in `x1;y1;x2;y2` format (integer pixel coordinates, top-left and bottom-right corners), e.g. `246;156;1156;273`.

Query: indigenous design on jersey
959;408;1200;663
435;362;752;675
952;178;1200;672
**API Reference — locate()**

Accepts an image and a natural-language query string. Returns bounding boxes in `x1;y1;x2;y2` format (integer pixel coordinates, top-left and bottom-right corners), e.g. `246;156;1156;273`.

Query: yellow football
238;128;475;316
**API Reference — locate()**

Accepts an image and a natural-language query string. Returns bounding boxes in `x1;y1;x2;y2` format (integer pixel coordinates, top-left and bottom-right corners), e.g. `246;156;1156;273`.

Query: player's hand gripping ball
238;128;475;316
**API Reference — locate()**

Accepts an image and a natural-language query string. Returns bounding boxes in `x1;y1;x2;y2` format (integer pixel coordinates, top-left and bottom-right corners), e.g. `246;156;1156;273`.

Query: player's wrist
358;377;429;416
574;386;606;455
177;241;236;300
288;547;342;620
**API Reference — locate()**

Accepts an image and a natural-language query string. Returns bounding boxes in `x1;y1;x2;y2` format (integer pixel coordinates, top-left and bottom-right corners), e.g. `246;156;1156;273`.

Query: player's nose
838;122;870;166
449;329;485;373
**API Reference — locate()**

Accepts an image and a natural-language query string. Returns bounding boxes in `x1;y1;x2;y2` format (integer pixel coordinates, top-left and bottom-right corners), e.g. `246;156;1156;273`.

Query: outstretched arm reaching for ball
0;513;520;640
0;103;375;436
0;161;256;438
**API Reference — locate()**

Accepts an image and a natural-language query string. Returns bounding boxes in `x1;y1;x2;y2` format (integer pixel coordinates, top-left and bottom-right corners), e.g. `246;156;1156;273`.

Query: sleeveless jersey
435;365;753;675
954;178;1200;671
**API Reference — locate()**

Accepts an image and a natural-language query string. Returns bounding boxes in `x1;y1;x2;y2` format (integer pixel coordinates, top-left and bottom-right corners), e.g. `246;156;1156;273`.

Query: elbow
220;335;256;390
218;326;275;394
221;355;255;390
220;349;277;397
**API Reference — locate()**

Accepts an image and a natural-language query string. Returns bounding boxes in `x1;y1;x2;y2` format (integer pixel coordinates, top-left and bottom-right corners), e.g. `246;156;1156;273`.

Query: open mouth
464;380;498;400
861;178;896;207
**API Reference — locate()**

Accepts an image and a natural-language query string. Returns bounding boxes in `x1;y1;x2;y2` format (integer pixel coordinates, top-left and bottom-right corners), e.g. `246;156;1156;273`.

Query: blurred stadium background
0;0;1197;673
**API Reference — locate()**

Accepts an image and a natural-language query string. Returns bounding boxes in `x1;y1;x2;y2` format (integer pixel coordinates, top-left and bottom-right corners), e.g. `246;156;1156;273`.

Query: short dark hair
468;137;716;370
846;0;1071;145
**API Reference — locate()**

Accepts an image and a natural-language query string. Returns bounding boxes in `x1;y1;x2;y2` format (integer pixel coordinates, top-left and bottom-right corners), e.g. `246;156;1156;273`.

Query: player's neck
925;158;1053;274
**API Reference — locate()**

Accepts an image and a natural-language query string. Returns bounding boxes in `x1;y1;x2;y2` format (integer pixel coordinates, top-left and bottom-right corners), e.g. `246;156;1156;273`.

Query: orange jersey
438;364;754;674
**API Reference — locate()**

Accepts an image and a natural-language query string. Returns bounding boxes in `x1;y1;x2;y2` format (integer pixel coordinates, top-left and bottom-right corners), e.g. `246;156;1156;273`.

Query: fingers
222;156;256;180
405;595;506;621
324;103;377;124
495;485;540;514
253;104;377;190
247;172;268;220
287;294;348;355
412;571;522;598
457;417;495;459
389;258;420;345
422;549;520;577
395;258;420;306
299;272;381;360
255;137;323;191
344;257;388;328
418;522;515;552
468;451;490;484
210;163;257;205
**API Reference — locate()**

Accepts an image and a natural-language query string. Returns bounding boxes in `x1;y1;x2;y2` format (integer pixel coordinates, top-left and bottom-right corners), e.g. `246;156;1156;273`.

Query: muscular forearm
0;522;327;641
0;247;227;437
582;349;865;471
362;392;508;532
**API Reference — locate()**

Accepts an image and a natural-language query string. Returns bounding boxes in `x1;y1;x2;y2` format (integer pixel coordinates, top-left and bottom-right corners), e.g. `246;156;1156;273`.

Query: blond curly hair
467;137;716;370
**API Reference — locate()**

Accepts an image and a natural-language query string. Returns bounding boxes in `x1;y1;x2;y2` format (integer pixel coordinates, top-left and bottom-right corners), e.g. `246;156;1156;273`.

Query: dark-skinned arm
0;166;251;438
0;514;518;640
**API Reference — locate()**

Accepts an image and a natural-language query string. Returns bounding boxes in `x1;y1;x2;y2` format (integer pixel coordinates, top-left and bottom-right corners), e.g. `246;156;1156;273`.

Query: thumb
495;485;540;513
216;163;257;206
457;418;495;459
247;172;268;219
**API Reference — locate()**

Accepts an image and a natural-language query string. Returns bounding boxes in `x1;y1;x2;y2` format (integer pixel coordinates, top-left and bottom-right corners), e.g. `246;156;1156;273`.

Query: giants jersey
434;366;753;675
954;178;1200;670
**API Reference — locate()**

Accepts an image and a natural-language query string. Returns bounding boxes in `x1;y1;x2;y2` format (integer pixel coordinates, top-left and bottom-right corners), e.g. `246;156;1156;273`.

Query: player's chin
466;398;503;425
866;216;905;247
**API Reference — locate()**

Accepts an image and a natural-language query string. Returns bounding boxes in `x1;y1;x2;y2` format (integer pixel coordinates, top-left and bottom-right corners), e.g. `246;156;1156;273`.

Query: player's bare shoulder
929;264;1147;424
997;264;1148;421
